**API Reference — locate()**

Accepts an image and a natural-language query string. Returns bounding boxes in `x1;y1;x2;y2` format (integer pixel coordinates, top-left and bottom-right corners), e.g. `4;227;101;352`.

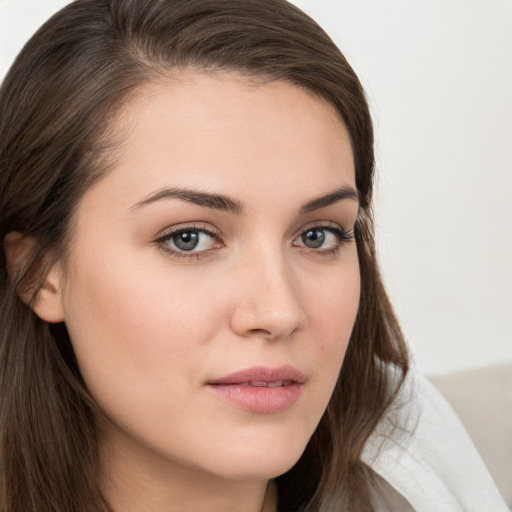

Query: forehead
86;71;355;211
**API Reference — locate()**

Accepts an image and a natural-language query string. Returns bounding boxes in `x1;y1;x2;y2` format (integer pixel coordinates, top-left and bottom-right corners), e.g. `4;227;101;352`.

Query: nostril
246;326;299;341
247;328;273;337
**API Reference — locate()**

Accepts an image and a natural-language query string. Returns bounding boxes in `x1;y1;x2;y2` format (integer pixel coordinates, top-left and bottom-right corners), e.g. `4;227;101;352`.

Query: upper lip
208;365;306;385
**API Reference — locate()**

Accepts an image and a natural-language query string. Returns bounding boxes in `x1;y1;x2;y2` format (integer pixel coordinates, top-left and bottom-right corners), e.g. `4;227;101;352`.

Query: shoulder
362;370;509;512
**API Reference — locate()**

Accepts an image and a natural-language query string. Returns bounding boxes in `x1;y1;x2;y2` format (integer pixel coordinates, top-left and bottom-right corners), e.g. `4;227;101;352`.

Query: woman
0;1;506;511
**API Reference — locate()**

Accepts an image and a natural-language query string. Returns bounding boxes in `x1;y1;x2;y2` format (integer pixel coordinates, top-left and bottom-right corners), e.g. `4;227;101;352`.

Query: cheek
61;249;224;399
296;253;361;413
307;256;360;355
60;251;234;467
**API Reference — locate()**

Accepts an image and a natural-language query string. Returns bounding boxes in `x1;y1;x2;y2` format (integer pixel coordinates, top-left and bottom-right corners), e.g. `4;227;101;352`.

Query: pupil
173;231;199;251
303;229;325;248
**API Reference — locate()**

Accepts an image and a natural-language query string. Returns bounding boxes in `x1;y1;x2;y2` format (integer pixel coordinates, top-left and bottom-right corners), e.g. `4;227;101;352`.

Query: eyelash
154;222;355;260
155;223;221;260
294;222;355;257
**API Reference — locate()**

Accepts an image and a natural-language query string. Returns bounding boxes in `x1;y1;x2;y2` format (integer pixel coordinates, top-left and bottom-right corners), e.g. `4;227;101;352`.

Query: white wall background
1;0;511;375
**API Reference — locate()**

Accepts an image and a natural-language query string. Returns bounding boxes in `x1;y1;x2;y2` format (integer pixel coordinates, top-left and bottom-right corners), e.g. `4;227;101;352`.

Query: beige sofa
429;364;512;508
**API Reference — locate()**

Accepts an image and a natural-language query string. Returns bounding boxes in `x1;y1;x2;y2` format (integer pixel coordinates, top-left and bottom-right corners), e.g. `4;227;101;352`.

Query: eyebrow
299;186;359;214
130;185;359;215
131;187;246;215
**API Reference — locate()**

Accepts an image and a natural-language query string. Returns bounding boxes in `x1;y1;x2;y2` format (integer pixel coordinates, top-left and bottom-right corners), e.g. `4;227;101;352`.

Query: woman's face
57;72;360;483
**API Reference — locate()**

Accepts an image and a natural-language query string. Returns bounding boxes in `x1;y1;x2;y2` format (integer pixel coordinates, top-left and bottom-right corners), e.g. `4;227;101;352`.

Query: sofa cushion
429;364;512;507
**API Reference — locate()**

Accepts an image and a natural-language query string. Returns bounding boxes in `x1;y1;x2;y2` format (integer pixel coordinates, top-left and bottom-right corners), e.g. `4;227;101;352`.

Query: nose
229;248;308;341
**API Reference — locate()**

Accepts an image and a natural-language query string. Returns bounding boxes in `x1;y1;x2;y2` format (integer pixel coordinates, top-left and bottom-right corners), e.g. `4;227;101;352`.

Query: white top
363;371;509;511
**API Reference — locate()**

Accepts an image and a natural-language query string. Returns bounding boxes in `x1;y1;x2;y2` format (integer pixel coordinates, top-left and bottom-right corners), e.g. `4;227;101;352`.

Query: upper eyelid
155;222;220;240
154;225;222;259
292;220;347;237
154;220;350;240
293;224;353;241
154;228;349;261
155;220;346;237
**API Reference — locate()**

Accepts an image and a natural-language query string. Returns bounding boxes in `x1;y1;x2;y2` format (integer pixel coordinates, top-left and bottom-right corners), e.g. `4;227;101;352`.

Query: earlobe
4;231;65;323
31;263;66;323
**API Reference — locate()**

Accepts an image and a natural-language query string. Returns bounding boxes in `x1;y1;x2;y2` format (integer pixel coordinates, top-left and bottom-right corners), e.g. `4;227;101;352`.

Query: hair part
0;1;408;511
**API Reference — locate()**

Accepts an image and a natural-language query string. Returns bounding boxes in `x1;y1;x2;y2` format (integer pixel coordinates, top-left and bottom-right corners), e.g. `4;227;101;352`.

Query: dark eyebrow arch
131;185;358;216
130;187;246;215
299;186;359;214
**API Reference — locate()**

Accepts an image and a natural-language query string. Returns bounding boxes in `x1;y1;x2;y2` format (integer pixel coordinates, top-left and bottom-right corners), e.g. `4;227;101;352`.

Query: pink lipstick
207;365;305;413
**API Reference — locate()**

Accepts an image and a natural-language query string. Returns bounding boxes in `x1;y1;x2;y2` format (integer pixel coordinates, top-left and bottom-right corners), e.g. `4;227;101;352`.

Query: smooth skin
24;72;361;512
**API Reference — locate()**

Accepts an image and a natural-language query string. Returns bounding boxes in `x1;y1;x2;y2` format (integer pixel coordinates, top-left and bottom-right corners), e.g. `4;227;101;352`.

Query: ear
4;231;65;323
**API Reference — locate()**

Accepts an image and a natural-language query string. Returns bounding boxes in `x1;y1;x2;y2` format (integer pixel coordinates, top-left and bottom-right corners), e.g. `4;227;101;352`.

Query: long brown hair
0;1;408;510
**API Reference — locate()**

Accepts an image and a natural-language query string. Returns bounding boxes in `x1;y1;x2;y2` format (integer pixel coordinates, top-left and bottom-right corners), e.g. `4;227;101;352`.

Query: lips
237;380;292;387
207;365;305;413
208;365;305;385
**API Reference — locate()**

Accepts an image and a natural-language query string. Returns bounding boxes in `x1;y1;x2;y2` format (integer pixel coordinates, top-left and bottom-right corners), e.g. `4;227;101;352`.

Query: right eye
156;225;222;257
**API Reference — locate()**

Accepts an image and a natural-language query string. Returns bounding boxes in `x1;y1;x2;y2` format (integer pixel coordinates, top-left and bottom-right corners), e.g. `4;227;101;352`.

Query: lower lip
207;383;303;413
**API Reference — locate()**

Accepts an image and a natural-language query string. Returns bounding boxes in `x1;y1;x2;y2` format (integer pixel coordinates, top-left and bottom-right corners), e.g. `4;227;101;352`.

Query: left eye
163;229;217;252
293;226;348;250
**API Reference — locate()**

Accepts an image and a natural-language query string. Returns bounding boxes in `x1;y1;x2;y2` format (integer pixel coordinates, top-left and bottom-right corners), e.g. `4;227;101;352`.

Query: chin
205;435;308;481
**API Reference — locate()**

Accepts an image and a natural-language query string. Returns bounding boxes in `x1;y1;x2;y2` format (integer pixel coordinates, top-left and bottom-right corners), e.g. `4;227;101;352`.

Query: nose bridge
230;240;307;340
